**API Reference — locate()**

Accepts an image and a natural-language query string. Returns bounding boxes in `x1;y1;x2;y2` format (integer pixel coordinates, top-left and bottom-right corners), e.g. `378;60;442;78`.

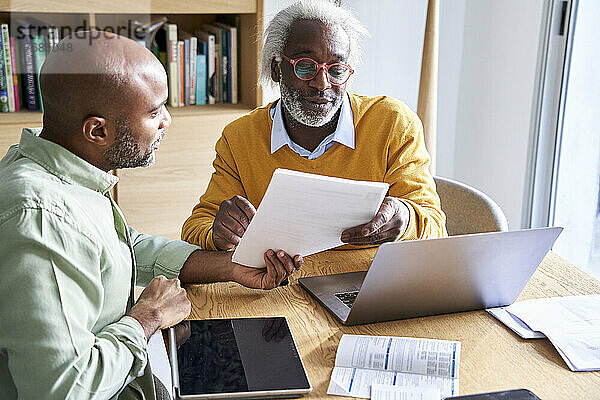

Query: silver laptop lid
345;227;563;325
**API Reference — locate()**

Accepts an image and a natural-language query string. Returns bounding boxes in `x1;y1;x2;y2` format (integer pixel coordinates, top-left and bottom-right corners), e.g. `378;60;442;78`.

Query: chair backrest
434;176;508;236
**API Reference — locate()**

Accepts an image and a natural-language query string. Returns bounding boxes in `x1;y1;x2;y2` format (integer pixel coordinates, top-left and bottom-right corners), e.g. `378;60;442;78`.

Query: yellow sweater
182;93;447;250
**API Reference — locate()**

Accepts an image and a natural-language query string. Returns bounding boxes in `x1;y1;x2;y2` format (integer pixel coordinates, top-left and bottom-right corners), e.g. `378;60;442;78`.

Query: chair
434;176;508;236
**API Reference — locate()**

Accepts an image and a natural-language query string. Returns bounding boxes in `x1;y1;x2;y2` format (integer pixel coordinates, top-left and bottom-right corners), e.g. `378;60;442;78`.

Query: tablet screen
174;317;311;397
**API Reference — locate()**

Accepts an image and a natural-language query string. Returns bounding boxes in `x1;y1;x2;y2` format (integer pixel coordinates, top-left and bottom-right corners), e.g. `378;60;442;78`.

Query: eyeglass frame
279;53;354;86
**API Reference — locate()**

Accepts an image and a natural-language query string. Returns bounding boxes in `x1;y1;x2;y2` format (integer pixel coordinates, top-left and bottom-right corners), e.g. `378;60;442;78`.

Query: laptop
299;227;563;326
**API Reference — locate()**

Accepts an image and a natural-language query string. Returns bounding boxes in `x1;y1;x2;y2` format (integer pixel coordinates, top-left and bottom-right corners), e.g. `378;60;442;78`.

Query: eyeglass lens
295;59;350;85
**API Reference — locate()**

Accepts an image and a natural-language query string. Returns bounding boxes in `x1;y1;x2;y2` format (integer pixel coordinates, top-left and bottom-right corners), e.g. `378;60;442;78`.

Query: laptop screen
174;318;311;396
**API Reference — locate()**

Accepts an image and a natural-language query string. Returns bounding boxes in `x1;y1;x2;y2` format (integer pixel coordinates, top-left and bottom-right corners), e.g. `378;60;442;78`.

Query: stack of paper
327;335;460;399
233;169;389;268
487;294;600;371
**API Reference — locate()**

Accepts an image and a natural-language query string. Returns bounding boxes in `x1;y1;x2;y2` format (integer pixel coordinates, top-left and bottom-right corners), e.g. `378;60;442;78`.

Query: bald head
39;31;172;172
41;31;165;127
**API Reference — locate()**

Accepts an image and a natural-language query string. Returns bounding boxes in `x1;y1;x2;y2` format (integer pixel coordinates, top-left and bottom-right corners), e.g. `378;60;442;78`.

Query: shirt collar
17;128;118;194
270;93;355;154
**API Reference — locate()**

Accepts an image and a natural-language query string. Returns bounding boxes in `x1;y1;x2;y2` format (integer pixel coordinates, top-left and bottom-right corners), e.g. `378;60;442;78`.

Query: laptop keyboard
335;291;359;308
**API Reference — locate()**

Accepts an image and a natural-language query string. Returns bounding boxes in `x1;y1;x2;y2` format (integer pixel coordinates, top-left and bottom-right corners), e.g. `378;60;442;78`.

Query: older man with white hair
182;0;446;252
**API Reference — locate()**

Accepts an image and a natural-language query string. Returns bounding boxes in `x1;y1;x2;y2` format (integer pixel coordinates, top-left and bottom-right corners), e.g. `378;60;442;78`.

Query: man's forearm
178;250;235;284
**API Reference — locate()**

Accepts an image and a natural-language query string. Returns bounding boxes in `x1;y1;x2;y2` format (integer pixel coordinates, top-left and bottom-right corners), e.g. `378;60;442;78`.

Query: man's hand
212;195;256;250
232;250;303;289
340;197;410;246
127;276;191;340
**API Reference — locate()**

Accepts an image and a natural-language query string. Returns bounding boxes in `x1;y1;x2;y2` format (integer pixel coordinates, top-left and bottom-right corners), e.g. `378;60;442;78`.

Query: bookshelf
0;0;264;239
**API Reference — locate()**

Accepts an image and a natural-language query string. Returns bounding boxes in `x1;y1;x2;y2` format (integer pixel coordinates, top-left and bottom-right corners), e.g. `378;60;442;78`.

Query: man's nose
309;66;331;91
161;106;172;129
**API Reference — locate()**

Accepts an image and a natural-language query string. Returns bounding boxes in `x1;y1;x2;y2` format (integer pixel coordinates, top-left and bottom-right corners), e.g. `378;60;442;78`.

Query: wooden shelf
0;111;42;124
0;0;256;14
0;104;254;125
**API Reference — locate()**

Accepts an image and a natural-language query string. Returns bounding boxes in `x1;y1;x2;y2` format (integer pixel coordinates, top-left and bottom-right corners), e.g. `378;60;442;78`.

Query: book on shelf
183;37;190;105
189;36;197;105
1;24;15;112
216;15;241;104
213;21;237;104
9;37;19;111
0;17;240;113
177;40;184;107
32;34;46;112
195;44;207;105
195;30;216;104
165;23;178;107
203;23;227;103
20;24;39;111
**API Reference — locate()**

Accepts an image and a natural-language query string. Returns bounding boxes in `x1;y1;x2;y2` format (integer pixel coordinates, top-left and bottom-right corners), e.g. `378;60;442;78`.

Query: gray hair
259;0;369;89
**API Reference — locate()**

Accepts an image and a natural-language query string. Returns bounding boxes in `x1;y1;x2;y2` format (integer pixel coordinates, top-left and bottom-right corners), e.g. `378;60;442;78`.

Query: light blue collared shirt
270;94;355;160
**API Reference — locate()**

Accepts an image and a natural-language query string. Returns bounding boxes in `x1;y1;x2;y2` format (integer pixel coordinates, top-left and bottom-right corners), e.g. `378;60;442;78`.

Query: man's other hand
128;276;191;340
340;197;410;246
232;250;303;289
212;195;256;250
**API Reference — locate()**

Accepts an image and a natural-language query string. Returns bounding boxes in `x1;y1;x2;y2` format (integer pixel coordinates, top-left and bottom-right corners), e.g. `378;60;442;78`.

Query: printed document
232;169;388;268
370;384;440;400
327;335;460;399
487;294;600;371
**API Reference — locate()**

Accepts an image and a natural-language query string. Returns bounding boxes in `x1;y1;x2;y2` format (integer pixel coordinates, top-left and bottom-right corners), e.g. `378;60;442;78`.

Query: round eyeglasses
280;54;354;86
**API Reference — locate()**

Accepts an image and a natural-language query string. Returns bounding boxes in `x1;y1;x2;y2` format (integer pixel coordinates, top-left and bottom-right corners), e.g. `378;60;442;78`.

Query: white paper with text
233;169;388;268
500;295;600;371
327;335;460;399
371;384;440;400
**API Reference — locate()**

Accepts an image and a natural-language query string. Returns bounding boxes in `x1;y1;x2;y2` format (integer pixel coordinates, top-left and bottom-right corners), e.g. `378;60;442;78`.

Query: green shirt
0;129;199;399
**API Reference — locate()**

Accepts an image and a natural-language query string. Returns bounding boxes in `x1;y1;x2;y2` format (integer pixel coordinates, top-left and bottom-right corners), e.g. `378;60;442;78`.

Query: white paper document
487;294;600;371
327;335;460;399
486;307;546;339
232;169;389;268
371;384;440;400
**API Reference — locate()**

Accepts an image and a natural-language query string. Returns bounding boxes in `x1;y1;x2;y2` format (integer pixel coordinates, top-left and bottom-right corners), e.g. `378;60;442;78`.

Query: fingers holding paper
340;197;410;246
212;195;256;250
232;250;303;289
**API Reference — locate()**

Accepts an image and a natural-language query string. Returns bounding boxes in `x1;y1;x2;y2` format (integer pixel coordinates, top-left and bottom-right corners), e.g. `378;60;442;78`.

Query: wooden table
185;249;600;399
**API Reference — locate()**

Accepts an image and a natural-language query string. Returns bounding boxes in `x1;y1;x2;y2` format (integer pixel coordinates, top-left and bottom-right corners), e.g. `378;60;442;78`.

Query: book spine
190;36;196;105
0;30;8;112
9;37;19;111
166;24;178;107
178;41;184;107
230;27;238;104
32;35;46;112
221;30;228;103
21;26;39;111
207;36;215;104
225;29;231;104
184;38;190;105
2;24;15;112
196;50;206;105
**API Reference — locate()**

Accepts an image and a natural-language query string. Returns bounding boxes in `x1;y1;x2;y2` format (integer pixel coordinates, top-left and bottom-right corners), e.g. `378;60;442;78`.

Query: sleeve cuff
204;227;218;251
397;199;417;241
155;240;202;278
101;316;149;378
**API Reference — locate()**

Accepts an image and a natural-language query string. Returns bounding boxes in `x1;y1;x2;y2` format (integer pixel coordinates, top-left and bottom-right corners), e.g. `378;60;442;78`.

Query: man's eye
150;111;159;118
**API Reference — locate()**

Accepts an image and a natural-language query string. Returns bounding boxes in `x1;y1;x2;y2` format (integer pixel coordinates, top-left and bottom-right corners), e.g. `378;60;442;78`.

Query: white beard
279;81;344;127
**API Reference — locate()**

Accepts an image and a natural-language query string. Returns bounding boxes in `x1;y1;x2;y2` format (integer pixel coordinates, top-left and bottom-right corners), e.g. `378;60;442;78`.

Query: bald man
0;32;301;400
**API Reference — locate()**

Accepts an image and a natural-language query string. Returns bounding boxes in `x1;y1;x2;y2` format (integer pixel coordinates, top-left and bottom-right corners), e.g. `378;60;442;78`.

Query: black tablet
168;317;312;399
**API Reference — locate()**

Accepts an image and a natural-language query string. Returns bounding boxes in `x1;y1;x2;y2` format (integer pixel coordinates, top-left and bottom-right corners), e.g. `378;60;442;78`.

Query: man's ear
82;116;111;147
271;59;281;83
